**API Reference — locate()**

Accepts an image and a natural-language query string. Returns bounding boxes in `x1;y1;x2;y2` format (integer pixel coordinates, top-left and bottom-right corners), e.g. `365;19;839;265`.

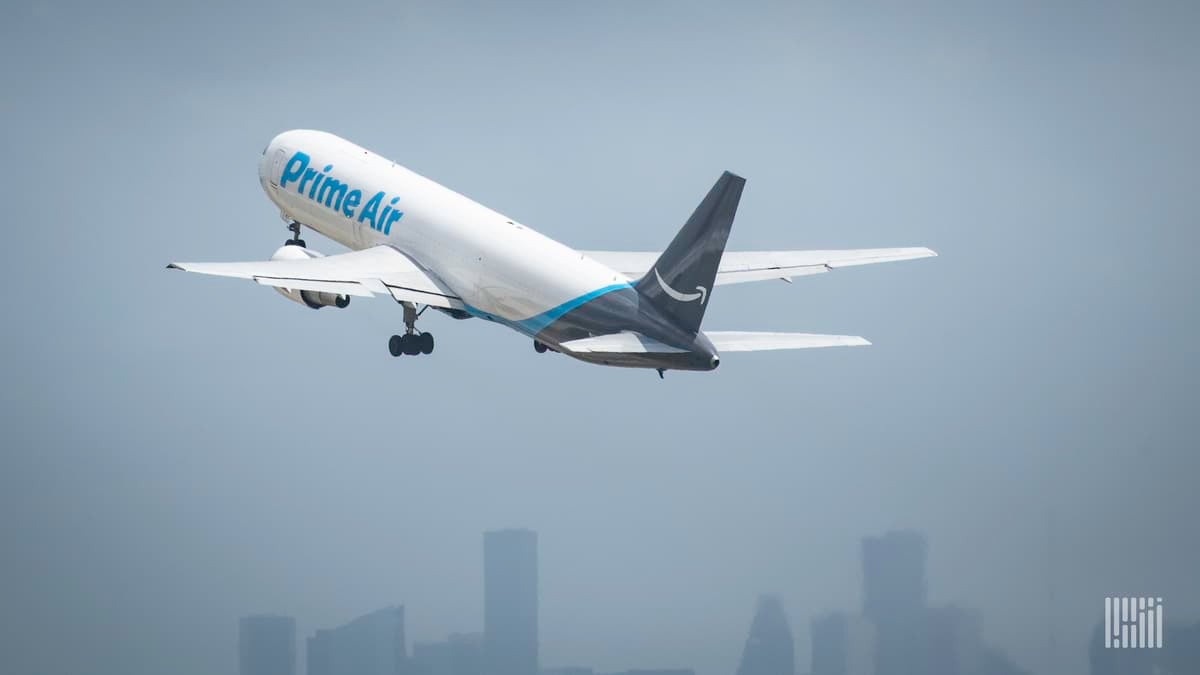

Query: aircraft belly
564;351;712;371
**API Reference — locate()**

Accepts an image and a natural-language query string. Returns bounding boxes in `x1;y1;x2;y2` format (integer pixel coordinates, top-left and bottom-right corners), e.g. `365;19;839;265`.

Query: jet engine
270;244;350;310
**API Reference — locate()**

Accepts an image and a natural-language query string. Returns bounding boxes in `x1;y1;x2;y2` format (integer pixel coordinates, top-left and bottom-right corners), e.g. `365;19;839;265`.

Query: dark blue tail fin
634;171;744;334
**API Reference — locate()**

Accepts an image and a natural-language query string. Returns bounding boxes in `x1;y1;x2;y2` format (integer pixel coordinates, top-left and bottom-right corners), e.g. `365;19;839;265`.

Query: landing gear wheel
402;334;421;356
534;340;548;354
389;335;404;357
419;332;434;355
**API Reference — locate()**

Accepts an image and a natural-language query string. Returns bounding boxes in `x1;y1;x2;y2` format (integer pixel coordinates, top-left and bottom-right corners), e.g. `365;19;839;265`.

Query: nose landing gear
388;302;434;357
284;220;306;248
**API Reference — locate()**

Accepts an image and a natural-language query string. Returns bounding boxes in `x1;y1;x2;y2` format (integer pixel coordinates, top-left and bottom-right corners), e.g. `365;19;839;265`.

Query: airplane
168;130;935;376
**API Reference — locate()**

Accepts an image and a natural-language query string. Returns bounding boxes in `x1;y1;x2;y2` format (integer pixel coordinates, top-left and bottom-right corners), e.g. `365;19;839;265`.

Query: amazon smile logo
654;268;708;304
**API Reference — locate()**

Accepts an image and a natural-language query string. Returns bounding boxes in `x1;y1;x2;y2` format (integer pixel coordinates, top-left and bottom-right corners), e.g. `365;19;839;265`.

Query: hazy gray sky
1;2;1197;675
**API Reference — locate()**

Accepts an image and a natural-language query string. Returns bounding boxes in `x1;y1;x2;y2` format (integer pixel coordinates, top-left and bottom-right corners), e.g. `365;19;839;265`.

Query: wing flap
252;276;373;297
383;283;464;306
705;331;870;352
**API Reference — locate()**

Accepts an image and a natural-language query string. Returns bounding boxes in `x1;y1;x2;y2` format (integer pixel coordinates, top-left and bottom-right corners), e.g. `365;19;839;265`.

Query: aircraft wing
167;245;465;309
582;247;937;286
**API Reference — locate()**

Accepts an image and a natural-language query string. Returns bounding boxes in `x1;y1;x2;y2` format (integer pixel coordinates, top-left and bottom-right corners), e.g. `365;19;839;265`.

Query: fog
1;2;1197;675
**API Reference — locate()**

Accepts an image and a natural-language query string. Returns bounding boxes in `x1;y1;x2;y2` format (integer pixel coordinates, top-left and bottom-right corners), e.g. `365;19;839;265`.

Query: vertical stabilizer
635;171;744;334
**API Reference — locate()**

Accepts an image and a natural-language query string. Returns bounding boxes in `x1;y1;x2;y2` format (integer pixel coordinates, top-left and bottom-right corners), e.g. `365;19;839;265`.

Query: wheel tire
388;335;404;357
419;332;434;355
534;340;547;354
402;334;421;356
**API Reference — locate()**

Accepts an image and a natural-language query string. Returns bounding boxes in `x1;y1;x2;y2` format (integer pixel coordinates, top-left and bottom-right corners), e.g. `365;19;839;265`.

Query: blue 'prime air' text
280;151;403;234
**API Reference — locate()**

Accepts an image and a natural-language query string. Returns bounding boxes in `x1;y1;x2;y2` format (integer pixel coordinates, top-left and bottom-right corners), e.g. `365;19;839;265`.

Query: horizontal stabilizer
704;331;870;352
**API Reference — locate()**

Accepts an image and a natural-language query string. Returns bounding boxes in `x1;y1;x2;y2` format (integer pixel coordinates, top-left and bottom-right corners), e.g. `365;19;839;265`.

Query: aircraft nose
257;144;275;191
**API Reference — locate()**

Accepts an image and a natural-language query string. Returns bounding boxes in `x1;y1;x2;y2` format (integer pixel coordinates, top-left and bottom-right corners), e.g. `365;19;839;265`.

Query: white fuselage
258;129;629;333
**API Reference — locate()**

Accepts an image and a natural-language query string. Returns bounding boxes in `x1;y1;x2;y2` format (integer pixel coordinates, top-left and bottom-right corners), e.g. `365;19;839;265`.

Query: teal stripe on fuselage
463;283;631;337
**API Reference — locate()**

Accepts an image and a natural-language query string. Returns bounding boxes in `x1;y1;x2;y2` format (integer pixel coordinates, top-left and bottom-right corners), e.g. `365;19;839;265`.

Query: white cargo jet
169;130;935;375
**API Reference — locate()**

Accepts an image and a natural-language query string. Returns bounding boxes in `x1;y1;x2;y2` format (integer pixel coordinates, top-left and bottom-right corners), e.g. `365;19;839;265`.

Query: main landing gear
533;340;561;354
389;302;435;357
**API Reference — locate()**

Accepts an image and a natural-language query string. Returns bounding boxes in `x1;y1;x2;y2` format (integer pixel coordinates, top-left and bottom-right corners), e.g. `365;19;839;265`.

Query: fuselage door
269;148;288;188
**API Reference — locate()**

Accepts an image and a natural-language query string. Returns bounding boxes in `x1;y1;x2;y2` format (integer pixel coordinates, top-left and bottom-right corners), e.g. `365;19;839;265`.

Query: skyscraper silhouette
735;595;795;675
811;612;875;675
861;531;928;675
411;633;483;675
240;615;297;675
925;606;983;675
484;529;538;675
861;531;927;626
306;605;407;675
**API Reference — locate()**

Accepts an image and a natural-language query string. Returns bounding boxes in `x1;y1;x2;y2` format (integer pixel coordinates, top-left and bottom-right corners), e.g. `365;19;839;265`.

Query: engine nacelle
270;244;351;310
286;288;351;309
